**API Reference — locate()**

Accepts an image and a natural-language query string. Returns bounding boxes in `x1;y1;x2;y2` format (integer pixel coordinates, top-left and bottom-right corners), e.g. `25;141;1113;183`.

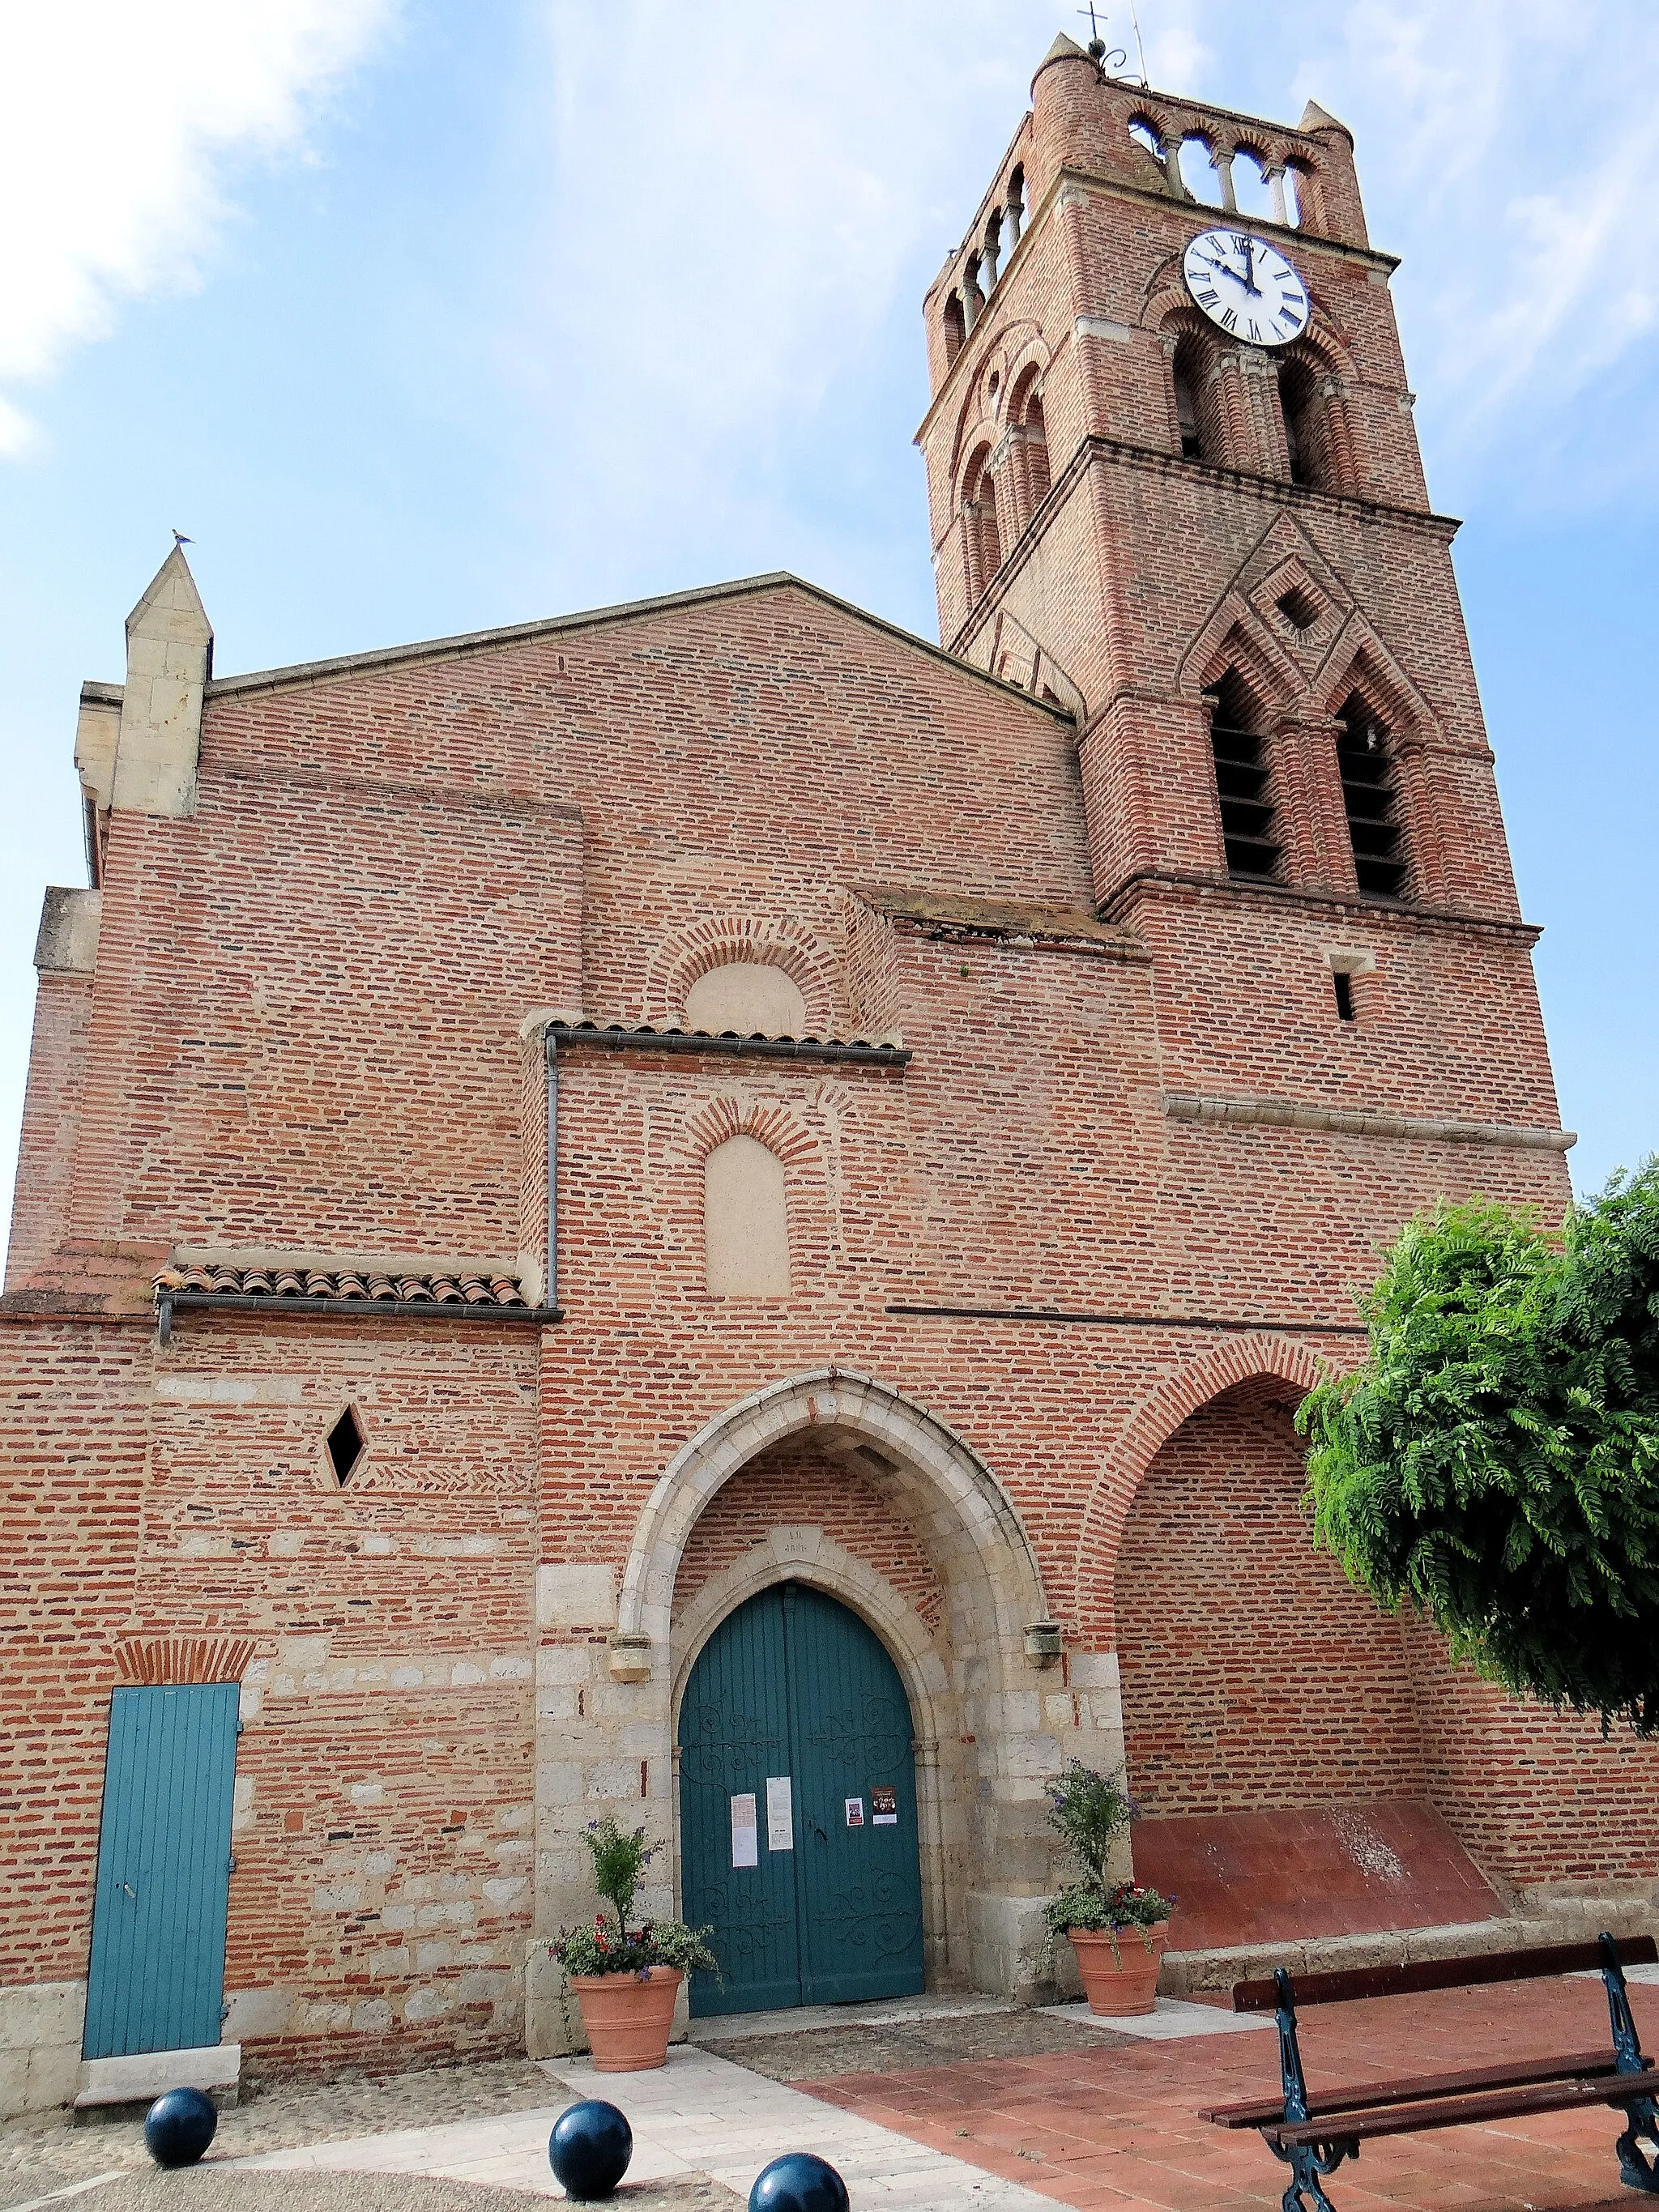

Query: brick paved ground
792;1980;1659;2212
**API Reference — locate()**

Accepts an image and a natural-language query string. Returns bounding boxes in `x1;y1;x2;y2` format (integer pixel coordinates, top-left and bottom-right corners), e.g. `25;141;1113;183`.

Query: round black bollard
143;2086;219;2167
548;2098;633;2201
748;2151;850;2212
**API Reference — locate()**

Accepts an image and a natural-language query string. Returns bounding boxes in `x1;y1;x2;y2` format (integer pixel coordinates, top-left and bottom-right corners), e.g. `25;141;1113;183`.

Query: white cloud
0;0;399;445
1265;0;1659;492
480;0;1658;595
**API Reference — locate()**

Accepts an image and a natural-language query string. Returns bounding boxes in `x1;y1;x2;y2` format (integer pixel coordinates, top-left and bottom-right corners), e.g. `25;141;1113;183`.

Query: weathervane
1076;3;1149;85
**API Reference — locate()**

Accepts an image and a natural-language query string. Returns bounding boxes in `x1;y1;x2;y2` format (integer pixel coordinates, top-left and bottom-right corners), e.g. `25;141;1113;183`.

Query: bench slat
1201;2049;1649;2129
1273;2069;1659;2149
1230;1934;1659;2013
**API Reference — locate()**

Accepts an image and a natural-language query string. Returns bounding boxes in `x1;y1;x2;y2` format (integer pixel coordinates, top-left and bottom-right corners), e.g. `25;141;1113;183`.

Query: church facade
3;35;1655;2114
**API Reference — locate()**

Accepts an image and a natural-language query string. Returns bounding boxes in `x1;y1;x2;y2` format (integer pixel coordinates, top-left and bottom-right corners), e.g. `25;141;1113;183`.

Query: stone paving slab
552;2047;1051;2207
714;2010;1115;2085
1039;1998;1276;2042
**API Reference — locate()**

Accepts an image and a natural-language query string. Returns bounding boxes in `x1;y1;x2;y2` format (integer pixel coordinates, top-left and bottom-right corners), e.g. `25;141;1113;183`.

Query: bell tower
916;33;1565;1150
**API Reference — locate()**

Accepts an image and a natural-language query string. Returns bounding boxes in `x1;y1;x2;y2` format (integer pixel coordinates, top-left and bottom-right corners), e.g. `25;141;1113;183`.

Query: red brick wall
2;58;1637;2079
148;1317;539;2079
6;973;92;1289
0;1321;147;1984
1115;1382;1426;1813
674;1440;943;1629
1404;1617;1659;1894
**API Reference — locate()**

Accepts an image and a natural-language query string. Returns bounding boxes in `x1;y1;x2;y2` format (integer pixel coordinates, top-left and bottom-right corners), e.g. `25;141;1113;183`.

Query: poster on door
731;1792;758;1869
844;1796;864;1827
872;1785;898;1826
766;1775;794;1852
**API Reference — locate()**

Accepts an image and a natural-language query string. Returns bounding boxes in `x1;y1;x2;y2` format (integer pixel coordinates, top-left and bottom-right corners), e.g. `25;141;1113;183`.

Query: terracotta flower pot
569;1965;683;2071
1067;1922;1169;2016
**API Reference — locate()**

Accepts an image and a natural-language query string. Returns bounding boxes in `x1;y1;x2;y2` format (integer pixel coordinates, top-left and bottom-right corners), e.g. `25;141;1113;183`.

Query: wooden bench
1201;1931;1659;2212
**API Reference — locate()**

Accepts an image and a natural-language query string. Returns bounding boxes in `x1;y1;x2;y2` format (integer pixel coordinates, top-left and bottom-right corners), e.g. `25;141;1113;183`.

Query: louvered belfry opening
1207;671;1280;880
1337;692;1409;897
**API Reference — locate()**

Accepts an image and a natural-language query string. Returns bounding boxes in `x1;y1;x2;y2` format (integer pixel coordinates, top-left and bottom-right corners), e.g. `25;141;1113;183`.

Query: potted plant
1042;1761;1171;2016
550;1816;718;2070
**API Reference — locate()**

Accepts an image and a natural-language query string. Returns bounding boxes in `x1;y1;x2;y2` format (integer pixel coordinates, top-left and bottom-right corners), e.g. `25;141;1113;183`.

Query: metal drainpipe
544;1026;559;1313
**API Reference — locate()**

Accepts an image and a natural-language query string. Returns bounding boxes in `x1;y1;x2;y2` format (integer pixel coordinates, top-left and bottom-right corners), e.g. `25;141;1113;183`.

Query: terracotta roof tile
155;1264;530;1310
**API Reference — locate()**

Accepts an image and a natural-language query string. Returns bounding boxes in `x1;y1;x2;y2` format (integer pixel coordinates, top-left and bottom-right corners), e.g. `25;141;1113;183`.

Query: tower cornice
947;431;1459;663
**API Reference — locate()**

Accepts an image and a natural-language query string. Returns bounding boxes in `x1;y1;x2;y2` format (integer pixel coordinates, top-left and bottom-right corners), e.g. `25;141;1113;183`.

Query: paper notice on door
872;1784;898;1826
766;1775;794;1852
844;1796;864;1828
731;1792;758;1869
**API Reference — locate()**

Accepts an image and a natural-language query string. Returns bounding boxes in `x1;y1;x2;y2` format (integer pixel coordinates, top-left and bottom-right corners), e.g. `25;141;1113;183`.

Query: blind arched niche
704;1135;791;1298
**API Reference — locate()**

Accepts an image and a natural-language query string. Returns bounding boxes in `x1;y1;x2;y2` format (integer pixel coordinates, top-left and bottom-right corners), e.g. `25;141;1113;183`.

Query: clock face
1183;228;1311;348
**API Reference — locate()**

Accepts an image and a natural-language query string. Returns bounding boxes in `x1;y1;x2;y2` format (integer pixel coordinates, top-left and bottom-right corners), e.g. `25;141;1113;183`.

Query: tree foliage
1298;1163;1659;1736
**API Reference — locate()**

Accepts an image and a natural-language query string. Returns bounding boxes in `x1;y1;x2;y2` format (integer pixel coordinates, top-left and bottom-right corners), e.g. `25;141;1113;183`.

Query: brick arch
1070;1334;1328;1637
680;1093;821;1170
1179;593;1307;710
1281;313;1359;390
1316;624;1448;902
1143;279;1206;335
114;1634;259;1685
1002;337;1052;418
949;399;999;488
1315;620;1438;739
643;914;840;1037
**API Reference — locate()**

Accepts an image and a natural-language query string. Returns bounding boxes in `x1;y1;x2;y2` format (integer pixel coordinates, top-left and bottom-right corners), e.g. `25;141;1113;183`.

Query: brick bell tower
917;34;1566;1161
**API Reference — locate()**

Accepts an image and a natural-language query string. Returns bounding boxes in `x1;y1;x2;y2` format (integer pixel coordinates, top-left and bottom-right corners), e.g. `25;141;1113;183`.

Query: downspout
544;1025;559;1313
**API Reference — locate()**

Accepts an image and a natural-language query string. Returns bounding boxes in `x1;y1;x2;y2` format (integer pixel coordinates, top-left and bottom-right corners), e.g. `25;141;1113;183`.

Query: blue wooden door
83;1683;240;2059
678;1583;923;2016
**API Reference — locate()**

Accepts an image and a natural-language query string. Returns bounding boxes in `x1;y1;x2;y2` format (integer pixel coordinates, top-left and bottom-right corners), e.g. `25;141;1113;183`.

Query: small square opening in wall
1277;583;1321;633
326;1407;365;1486
1333;970;1357;1022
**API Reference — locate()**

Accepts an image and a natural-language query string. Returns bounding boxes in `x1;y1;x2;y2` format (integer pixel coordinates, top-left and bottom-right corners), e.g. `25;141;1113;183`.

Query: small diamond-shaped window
326;1406;365;1485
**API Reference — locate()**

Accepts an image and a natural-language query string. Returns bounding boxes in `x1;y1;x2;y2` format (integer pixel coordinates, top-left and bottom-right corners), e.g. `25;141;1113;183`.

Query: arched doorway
677;1581;924;2017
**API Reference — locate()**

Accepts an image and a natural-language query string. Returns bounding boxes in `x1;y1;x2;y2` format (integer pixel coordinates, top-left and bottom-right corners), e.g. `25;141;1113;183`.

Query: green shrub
550;1815;719;1981
1299;1165;1659;1736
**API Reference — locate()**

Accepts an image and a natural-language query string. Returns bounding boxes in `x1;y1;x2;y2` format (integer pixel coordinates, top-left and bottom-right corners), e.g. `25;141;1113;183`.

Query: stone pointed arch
671;1528;949;1725
1071;1333;1332;1634
618;1366;1047;1653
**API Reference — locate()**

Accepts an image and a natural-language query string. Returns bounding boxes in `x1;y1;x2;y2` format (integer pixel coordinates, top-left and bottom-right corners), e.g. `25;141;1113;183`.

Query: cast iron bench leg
1268;2134;1355;2212
1268;1969;1358;2212
1601;1932;1659;2193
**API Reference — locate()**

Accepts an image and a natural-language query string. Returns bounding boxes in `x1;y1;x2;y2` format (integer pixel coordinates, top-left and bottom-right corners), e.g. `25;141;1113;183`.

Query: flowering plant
1040;1762;1171;1966
550;1912;719;1979
548;1816;718;1980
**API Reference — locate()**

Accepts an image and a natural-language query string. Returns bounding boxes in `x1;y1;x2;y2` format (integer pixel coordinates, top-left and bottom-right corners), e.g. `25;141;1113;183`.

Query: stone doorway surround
527;1370;1128;2054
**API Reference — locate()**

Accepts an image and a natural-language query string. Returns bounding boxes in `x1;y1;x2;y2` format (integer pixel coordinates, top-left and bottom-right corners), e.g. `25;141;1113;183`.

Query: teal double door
678;1582;924;2016
83;1684;240;2059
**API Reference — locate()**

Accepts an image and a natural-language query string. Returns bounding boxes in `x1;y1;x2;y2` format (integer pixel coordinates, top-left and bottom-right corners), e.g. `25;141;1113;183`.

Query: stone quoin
2;31;1654;2116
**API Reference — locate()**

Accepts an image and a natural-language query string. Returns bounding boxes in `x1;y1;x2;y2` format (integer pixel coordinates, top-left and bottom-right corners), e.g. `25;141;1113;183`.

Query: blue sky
1;0;1655;1245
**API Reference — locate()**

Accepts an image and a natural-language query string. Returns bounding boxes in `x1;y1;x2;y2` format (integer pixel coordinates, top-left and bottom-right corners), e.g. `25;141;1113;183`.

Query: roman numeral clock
1182;228;1311;348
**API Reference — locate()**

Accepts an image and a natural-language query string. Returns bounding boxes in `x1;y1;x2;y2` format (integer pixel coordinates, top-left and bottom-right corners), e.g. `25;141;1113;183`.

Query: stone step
1160;1902;1659;1997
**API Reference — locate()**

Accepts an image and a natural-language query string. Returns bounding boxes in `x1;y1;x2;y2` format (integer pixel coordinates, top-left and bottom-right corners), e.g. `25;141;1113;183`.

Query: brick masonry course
2;37;1653;2116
